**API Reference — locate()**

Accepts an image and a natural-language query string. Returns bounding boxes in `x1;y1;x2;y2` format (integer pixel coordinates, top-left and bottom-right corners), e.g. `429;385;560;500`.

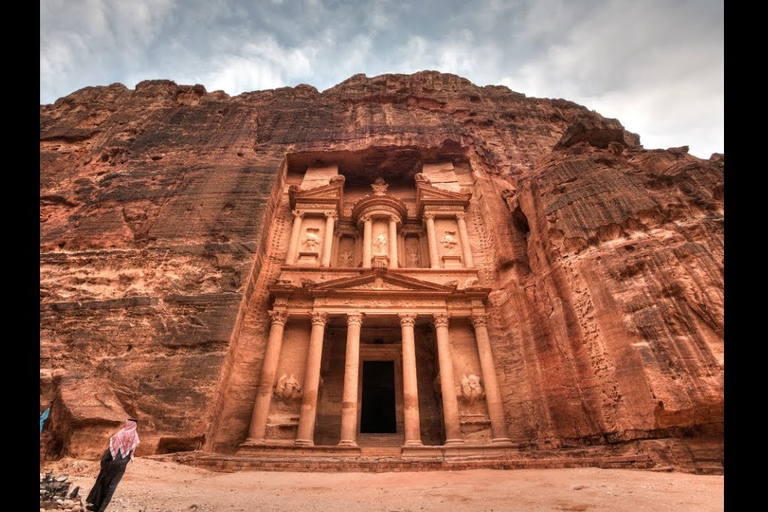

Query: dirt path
44;457;724;512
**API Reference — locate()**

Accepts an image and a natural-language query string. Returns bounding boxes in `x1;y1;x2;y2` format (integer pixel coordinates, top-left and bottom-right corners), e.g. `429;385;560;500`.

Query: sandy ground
43;457;724;512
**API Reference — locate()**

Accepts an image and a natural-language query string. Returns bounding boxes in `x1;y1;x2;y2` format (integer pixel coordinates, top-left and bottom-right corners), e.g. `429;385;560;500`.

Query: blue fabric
40;407;50;435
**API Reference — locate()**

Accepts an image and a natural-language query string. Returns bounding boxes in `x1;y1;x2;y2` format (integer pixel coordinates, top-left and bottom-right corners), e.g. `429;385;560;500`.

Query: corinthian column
362;215;373;269
295;312;328;447
424;213;440;268
455;212;474;268
433;313;463;445
285;210;304;265
399;313;422;447
389;216;399;269
339;313;363;447
246;310;289;443
471;314;512;444
321;211;337;267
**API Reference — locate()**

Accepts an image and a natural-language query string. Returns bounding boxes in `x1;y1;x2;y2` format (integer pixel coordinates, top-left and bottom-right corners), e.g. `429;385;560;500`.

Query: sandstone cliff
40;71;723;471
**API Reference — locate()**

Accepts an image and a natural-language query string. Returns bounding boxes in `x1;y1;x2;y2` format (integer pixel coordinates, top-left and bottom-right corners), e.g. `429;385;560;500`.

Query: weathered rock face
40;72;723;470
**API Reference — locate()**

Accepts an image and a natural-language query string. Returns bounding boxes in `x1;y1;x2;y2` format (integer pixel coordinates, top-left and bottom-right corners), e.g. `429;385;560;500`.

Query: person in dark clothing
86;418;140;512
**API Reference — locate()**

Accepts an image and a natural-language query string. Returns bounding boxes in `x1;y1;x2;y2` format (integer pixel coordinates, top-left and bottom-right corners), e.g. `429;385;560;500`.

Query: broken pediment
289;175;345;211
416;181;471;216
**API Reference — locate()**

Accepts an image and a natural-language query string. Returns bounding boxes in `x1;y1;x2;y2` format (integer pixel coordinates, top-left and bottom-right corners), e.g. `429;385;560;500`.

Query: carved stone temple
238;168;512;453
40;72;724;473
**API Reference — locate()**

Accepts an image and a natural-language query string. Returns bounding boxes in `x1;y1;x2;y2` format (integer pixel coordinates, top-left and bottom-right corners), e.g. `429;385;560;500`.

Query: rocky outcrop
40;71;723;471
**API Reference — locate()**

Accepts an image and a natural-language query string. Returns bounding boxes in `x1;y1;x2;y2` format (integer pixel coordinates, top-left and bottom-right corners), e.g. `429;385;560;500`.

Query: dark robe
86;448;131;512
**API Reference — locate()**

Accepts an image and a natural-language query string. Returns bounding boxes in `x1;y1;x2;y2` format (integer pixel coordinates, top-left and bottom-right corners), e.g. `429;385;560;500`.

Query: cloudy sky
40;0;723;159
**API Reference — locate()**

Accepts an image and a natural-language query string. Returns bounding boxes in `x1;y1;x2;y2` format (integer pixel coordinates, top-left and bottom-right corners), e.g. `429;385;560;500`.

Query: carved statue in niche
406;247;420;267
460;374;485;404
373;232;388;254
440;230;458;253
339;249;353;267
433;373;442;399
371;177;389;196
274;374;302;402
301;229;321;251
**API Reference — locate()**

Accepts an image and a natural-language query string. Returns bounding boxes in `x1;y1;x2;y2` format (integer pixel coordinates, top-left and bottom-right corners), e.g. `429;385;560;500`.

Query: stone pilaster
471;314;512;444
246;310;289;443
295;312;328;447
389;216;399;269
285;210;304;265
362;215;373;269
455;212;474;268
433;313;463;445
321;211;337;267
399;313;422;447
339;313;363;447
424;213;440;268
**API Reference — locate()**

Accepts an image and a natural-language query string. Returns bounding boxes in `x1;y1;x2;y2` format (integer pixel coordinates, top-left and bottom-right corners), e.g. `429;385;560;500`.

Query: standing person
40;402;52;435
86;419;140;512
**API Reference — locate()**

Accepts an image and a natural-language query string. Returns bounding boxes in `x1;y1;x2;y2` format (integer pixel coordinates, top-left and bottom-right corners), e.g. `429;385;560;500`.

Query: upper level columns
362;215;373;268
424;213;440;268
433;313;464;446
246;310;289;443
339;313;363;447
320;211;337;267
455;212;474;268
295;312;328;447
471;314;512;445
388;216;399;269
285;210;304;265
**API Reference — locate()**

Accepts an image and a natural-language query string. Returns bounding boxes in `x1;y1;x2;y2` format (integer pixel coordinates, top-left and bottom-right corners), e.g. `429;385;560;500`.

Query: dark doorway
360;361;397;433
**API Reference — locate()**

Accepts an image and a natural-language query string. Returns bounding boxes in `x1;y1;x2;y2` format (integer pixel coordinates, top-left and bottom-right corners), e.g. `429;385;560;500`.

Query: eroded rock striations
40;71;723;473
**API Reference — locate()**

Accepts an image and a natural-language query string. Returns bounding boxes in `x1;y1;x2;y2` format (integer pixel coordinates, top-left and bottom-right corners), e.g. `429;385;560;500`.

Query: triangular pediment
416;182;471;214
289;179;344;210
417;184;471;201
310;269;458;294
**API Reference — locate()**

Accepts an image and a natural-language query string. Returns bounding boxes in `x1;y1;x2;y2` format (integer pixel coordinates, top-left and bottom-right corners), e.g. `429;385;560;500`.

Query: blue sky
40;0;724;159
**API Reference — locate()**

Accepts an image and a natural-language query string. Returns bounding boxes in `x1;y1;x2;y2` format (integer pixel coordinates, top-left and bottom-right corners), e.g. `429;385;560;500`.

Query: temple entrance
360;360;397;433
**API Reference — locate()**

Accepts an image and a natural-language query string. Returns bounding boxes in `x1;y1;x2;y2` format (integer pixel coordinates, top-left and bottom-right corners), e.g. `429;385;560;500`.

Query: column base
240;437;267;447
294;439;315;447
403;440;424;448
338;440;358;447
491;437;514;446
443;439;465;447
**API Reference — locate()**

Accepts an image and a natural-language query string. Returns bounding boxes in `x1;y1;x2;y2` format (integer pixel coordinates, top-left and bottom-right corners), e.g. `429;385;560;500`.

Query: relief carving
406;247;420;267
274;374;302;402
440;230;458;253
371;177;389;196
338;250;354;267
301;229;321;250
460;374;485;404
373;232;388;254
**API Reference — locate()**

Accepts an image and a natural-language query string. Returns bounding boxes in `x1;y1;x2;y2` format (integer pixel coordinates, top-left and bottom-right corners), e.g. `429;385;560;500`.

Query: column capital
424;212;436;220
433;313;450;328
311;312;329;326
325;210;338;219
292;209;305;219
268;310;289;325
470;314;489;328
347;312;364;326
398;313;417;327
361;214;373;223
455;211;466;220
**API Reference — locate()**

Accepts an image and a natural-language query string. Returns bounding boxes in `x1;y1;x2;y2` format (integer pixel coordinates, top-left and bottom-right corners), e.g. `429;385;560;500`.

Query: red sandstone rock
40;71;723;473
